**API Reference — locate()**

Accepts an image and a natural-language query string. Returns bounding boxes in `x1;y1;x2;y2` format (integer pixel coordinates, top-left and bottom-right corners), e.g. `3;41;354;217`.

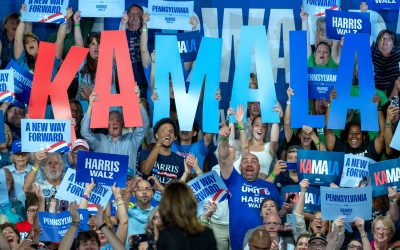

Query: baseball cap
71;139;90;151
12;140;22;153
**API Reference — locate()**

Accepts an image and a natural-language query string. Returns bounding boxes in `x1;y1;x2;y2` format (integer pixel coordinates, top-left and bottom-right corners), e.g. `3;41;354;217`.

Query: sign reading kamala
302;0;340;16
321;186;372;222
297;150;344;186
177;31;201;62
76;151;129;188
5;60;32;105
280;185;321;213
326;10;371;41
369;158;400;197
308;68;337;100
147;0;194;30
22;0;69;24
367;0;399;10
340;154;375;188
0;70;15;103
79;0;124;17
55;168;112;208
21;119;71;153
187;171;230;215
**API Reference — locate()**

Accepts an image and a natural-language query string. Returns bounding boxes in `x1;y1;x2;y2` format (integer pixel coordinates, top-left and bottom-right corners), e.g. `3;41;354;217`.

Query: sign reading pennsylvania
147;0;194;30
297;150;344;186
308;67;337;100
22;0;69;24
369;158;400;197
21;119;71;153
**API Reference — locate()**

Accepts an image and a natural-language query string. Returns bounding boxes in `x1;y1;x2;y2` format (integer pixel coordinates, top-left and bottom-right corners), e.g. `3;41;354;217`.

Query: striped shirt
371;44;400;95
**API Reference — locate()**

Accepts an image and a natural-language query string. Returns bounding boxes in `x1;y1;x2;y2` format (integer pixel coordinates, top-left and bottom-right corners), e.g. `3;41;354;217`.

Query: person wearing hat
67;138;90;169
4;139;32;204
308;233;327;250
3;101;25;140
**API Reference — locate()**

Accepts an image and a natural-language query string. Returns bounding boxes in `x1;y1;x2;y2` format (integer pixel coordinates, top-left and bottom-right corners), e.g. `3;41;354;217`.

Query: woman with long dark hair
157;181;217;250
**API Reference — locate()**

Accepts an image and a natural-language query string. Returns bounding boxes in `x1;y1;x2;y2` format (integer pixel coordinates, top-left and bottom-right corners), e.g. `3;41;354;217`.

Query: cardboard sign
21;0;69;24
308;67;337;100
390;126;400;151
326;10;371;41
367;0;399;10
187;171;230;215
38;211;71;242
302;0;340;16
0;170;9;204
55;168;112;208
369;158;400;197
76;151;129;188
21;119;71;152
321;186;372;222
340;154;375;188
147;0;194;30
177;31;201;62
0;70;15;102
79;0;125;17
280;185;321;213
5;60;33;105
297;150;344;186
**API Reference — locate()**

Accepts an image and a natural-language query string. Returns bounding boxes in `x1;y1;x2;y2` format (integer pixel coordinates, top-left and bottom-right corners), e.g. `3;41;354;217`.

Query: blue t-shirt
171;138;209;170
223;169;283;250
138;150;185;185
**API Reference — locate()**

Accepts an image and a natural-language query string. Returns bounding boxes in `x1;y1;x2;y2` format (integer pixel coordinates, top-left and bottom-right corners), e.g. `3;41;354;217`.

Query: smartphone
284;162;297;171
390;96;399;107
286;193;296;203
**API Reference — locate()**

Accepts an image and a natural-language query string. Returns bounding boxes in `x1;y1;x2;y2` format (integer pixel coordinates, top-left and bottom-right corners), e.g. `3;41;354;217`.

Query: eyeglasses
27;209;38;214
313;217;322;221
375;226;390;233
14;152;28;158
348;244;362;250
380;36;393;42
264;221;280;226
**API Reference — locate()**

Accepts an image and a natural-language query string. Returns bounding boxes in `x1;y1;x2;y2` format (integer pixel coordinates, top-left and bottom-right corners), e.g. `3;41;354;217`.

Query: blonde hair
159;181;204;235
372;215;396;239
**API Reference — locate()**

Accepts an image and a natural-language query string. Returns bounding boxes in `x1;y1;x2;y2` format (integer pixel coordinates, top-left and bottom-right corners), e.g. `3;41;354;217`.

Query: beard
46;171;62;180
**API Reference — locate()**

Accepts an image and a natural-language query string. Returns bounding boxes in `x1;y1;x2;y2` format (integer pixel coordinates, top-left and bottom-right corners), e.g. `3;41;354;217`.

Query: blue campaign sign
308;67;337;100
21;119;71;153
0;169;9;204
280;185;321;213
177;31;202;62
39;211;71;242
55;168;113;208
21;0;69;24
187;171;230;215
5;60;33;105
321;186;372;222
390;126;400;151
297;150;344;186
79;0;125;17
0;70;15;103
76;151;129;188
369;158;400;197
340;154;375;188
367;0;399;10
302;0;340;16
78;209;90;231
148;0;194;30
0;111;5;144
326;10;371;41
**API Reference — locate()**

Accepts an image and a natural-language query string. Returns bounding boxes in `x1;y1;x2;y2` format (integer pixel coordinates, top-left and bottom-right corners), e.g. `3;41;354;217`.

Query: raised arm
140;13;151;68
14;4;27;60
303;125;327;151
388;187;399;222
300;10;311;58
95;205;125;250
284;87;294;142
355;217;372;250
325;90;337;150
270;102;283;156
374;96;385;155
79;178;95;209
73;10;85;47
120;12;128;30
384;105;400;156
112;184;128;244
59;202;81;250
235;104;250;155
23;151;46;192
218;125;234;179
294;179;309;216
55;8;73;59
81;92;101;149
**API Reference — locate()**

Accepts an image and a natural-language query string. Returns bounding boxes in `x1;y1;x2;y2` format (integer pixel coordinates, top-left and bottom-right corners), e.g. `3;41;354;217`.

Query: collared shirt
81;106;149;175
126;205;154;248
5;163;33;203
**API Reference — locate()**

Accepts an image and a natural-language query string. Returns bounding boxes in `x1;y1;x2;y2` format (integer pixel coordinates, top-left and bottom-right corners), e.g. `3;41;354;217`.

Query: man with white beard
23;152;68;212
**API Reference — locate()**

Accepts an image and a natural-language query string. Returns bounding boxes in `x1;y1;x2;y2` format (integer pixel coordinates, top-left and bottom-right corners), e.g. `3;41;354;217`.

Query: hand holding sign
354;217;366;235
203;200;217;220
69;202;80;222
34;150;47;166
300;178;310;192
234;104;245;125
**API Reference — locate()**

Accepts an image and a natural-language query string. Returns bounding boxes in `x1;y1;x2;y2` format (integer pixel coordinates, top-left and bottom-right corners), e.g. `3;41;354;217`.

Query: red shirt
16;220;31;239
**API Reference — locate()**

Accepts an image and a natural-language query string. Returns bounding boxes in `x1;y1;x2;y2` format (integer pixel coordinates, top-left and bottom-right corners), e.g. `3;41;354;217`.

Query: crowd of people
0;1;399;250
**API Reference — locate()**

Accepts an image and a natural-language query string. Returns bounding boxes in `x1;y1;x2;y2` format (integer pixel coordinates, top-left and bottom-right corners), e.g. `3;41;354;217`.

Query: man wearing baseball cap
308;233;327;250
68;139;90;169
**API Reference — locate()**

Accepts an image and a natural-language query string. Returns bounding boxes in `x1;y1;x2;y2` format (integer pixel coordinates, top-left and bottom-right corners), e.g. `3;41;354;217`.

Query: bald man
249;229;271;250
